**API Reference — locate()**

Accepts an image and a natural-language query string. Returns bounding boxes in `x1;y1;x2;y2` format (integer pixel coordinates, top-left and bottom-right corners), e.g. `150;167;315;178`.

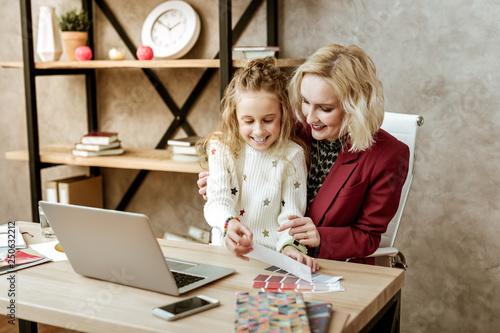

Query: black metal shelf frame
19;0;278;222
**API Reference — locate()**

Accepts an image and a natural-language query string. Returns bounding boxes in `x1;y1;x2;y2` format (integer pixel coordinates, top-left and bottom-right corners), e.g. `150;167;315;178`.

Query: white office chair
366;112;424;268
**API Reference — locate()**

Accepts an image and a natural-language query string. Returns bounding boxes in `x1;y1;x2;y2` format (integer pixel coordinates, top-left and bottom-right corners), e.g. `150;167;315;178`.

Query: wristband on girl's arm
223;216;240;236
279;239;307;254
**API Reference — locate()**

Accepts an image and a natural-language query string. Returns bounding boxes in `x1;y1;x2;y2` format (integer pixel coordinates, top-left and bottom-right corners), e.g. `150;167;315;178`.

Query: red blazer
298;124;410;261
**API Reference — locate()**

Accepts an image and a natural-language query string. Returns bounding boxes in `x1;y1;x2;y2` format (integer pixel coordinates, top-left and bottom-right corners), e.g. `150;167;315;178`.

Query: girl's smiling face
236;91;282;151
300;74;345;142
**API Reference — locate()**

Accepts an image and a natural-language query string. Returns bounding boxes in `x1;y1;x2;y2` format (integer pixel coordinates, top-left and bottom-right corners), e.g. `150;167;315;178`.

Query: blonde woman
198;57;319;271
199;44;409;264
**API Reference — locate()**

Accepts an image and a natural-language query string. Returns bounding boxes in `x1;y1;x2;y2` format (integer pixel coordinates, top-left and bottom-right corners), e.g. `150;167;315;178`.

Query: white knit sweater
204;140;307;252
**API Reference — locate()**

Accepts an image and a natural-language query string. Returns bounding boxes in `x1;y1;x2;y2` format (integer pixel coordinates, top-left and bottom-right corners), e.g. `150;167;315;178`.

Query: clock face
142;1;201;59
151;10;187;48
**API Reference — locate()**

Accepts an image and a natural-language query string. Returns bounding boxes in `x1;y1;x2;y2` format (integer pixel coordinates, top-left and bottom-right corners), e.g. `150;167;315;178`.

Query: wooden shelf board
5;144;204;174
1;58;305;70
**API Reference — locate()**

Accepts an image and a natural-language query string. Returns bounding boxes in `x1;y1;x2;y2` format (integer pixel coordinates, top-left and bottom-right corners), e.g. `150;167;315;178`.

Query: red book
0;250;51;274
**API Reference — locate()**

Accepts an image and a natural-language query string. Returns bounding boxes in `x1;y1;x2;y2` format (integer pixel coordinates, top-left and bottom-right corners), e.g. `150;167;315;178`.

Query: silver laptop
39;201;235;296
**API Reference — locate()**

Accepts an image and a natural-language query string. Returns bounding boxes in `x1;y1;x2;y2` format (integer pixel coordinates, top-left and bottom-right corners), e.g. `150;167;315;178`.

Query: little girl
198;57;318;271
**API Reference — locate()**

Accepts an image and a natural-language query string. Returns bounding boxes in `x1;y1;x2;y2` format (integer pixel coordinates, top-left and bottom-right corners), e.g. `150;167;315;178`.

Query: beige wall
1;0;499;332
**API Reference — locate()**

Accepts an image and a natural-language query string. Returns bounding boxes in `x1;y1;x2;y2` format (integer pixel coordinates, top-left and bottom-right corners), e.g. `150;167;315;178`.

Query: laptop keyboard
172;271;205;288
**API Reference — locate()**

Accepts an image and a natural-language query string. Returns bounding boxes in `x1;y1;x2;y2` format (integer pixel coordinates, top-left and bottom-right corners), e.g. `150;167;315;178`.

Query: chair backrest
379;112;423;247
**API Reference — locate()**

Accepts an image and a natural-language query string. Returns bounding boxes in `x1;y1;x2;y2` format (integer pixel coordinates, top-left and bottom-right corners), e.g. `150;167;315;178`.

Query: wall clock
141;1;201;59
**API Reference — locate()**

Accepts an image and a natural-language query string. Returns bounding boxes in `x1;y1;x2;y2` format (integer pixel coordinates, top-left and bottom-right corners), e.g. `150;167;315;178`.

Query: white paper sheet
30;241;67;262
247;244;312;282
0;224;27;250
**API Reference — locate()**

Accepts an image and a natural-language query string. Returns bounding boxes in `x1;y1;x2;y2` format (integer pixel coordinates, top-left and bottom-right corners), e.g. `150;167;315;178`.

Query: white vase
36;6;62;62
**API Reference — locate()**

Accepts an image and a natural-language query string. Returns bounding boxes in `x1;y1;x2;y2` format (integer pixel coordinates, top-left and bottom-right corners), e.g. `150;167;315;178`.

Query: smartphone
152;295;220;321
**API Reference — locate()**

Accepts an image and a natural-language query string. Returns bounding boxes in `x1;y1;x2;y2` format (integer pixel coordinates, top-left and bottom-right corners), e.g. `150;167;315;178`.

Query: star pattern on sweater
282;200;285;207
263;229;269;237
294;181;301;189
272;160;278;167
231;187;238;195
240;209;245;216
263;198;270;206
243;174;247;181
211;148;216;155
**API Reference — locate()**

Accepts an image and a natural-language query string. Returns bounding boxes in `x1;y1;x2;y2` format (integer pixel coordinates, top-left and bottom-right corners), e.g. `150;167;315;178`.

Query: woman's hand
224;219;253;261
277;215;321;248
197;171;209;200
281;246;320;272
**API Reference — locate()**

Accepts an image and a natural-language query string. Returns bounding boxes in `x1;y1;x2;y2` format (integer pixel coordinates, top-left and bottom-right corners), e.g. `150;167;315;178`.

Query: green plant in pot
57;8;91;61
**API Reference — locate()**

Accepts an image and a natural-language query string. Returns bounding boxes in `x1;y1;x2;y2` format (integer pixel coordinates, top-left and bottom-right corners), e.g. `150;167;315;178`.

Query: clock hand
156;19;170;30
170;21;181;30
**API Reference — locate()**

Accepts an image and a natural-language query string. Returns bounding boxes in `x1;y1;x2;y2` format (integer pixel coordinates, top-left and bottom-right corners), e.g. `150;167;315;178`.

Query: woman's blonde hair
198;57;304;166
289;44;384;152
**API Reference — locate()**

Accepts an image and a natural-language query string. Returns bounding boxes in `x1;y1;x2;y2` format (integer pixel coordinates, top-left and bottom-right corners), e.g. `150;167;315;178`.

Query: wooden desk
0;222;404;333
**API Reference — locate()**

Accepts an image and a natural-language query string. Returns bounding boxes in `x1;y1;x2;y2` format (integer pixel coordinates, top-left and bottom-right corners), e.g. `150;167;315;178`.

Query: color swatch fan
234;290;310;332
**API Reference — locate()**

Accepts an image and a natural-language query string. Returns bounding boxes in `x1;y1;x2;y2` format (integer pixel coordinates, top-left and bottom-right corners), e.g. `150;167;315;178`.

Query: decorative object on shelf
233;46;280;59
36;6;63;62
136;45;154;60
141;1;201;59
57;8;91;61
75;46;92;61
61;31;88;61
108;47;126;60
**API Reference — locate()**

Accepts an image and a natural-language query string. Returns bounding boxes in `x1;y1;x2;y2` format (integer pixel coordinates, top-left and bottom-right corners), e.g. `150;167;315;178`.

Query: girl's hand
197;171;209;200
224;219;253;261
281;246;320;272
277;215;321;248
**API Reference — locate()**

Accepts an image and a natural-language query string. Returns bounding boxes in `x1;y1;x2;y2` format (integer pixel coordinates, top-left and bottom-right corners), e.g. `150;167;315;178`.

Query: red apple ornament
75;46;93;61
137;46;154;60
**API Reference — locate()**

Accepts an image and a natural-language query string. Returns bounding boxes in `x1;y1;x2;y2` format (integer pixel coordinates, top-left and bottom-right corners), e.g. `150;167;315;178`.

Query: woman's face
300;74;345;142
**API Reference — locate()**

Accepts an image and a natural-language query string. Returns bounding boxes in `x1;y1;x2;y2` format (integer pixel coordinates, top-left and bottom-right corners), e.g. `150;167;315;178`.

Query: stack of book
167;136;200;162
72;132;124;157
233;46;280;59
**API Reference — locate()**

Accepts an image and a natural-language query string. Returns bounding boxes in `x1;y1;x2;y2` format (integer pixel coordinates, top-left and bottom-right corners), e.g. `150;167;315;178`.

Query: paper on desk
30;241;67;262
0;224;27;250
247;244;312;283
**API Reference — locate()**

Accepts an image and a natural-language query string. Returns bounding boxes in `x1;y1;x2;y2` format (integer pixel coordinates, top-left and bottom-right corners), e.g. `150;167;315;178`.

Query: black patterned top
307;138;343;209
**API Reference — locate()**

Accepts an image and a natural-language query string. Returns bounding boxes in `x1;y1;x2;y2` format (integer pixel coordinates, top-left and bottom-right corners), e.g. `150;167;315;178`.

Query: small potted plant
57;8;91;61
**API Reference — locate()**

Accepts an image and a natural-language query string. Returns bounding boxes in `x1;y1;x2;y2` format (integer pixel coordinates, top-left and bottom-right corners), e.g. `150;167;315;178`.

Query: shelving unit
5;144;204;174
6;0;303;222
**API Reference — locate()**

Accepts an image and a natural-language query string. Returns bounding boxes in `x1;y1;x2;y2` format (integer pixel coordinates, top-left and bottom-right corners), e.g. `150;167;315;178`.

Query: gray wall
1;0;499;331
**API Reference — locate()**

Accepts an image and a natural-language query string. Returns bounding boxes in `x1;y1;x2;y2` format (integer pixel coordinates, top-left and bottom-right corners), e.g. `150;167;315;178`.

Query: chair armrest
366;247;399;258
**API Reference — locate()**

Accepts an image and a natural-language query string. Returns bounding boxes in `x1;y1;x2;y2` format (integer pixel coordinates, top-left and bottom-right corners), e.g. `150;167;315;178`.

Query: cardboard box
57;175;103;208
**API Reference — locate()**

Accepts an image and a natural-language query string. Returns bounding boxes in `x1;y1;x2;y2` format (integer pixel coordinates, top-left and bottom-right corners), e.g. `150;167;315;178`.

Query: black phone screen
159;297;211;315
